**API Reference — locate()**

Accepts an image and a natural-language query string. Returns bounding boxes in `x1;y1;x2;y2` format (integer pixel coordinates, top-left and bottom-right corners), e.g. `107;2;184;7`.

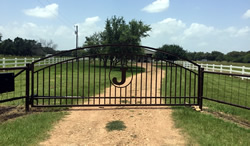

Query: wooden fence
0;57;71;68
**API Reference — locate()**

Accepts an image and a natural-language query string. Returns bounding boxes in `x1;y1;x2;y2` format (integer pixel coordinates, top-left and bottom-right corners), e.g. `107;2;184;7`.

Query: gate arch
30;45;203;108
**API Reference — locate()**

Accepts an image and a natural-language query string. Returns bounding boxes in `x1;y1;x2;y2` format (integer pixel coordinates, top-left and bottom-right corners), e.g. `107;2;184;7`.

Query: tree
0;33;2;42
155;44;187;61
84;16;151;66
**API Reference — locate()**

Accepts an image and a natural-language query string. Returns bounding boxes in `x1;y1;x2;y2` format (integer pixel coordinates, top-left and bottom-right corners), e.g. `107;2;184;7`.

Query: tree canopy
0;37;57;56
155;44;187;61
84;16;151;56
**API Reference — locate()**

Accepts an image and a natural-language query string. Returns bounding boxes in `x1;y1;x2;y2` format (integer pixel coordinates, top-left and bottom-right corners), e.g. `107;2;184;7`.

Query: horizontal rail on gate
32;104;198;107
0;66;27;70
0;96;26;103
33;96;198;99
203;97;250;110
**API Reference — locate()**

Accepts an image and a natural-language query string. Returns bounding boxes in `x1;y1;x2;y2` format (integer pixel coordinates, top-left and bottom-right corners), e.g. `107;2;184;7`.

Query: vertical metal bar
135;56;138;103
184;69;187;104
54;64;56;105
160;60;163;104
170;63;172;104
43;69;45;97
25;64;30;112
165;62;168;104
99;56;101;105
189;71;191;104
82;57;85;104
71;59;74;104
179;67;182;104
175;65;177;104
42;69;44;105
109;58;112;104
48;66;51;97
88;57;90;105
77;58;79;104
150;58;153;104
66;61;68;104
130;57;133;104
93;57;96;102
104;56;106;104
36;72;39;96
199;68;204;110
155;60;158;104
194;73;197;104
31;63;34;106
140;56;143;104
60;63;62;105
145;56;148;104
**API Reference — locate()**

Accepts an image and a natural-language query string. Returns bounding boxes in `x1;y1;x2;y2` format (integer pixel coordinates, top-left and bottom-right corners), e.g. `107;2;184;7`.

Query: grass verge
0;109;67;146
172;106;250;146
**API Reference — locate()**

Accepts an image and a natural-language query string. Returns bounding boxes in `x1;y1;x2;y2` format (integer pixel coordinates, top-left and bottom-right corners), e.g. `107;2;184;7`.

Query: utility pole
74;25;78;57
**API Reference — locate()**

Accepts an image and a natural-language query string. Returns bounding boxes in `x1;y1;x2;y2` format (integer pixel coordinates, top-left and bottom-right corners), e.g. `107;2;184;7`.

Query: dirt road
40;64;187;146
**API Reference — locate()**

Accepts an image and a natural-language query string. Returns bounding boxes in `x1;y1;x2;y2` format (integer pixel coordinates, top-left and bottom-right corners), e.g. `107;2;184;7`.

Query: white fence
175;61;250;76
0;57;71;68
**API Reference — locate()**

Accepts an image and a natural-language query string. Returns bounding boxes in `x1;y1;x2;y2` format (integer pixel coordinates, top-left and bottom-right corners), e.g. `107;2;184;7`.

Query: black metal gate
30;45;203;108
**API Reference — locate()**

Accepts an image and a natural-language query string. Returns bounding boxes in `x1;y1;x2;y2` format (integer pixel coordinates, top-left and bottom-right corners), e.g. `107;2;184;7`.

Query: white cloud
142;18;250;53
142;0;169;13
242;9;250;19
183;23;215;38
24;3;58;18
77;16;102;37
85;16;101;24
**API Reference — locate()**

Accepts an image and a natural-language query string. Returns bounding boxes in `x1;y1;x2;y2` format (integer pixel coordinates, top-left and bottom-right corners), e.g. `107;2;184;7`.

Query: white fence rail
0;57;71;68
175;61;250;79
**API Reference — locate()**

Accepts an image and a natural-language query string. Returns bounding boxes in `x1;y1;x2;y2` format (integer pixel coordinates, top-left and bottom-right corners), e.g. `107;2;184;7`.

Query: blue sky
0;0;250;53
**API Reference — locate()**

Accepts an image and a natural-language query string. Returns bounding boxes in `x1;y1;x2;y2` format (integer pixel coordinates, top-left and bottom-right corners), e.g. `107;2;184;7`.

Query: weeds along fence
0;57;71;68
175;61;250;110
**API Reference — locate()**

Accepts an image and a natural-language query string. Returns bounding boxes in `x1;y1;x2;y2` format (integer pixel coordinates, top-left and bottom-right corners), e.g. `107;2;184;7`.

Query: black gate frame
26;45;204;111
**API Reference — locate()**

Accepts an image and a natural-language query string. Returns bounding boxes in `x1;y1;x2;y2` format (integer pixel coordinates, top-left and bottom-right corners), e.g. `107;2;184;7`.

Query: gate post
25;63;30;112
198;67;204;110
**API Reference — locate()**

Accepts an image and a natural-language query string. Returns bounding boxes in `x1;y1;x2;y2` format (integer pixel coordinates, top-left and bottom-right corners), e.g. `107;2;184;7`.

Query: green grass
0;110;67;146
172;107;250;146
106;120;127;131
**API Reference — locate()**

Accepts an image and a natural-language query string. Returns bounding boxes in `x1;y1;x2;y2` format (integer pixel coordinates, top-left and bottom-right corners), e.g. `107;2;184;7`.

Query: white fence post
242;66;245;75
230;65;232;73
220;64;223;72
212;64;215;72
38;58;41;66
3;58;5;68
32;58;34;63
24;58;27;66
15;58;17;67
206;64;208;71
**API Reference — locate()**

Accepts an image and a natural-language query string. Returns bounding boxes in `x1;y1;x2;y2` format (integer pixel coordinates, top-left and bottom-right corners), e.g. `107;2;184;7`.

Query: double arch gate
29;45;203;109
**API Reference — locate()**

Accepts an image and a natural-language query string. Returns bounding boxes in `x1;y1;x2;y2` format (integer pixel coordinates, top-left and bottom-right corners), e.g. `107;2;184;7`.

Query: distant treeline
186;51;250;63
155;44;250;63
0;37;57;56
0;37;249;63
